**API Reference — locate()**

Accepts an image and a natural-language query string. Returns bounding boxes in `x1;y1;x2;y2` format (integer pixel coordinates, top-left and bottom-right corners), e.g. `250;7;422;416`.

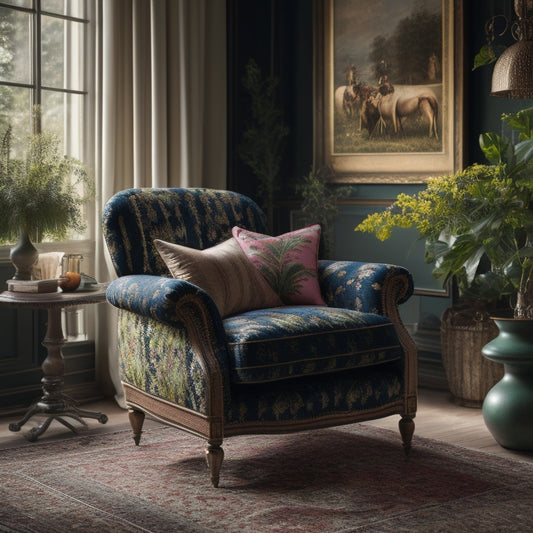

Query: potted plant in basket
0;108;93;281
355;107;533;405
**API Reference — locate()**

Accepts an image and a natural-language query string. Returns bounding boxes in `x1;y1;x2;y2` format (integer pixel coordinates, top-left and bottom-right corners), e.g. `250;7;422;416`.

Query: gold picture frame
314;0;465;183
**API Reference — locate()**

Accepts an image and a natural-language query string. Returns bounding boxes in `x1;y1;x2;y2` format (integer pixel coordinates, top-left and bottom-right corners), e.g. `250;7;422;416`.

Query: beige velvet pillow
154;237;283;317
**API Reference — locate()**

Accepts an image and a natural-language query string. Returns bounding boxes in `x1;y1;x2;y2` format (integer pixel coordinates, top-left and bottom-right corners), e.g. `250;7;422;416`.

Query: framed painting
314;0;464;183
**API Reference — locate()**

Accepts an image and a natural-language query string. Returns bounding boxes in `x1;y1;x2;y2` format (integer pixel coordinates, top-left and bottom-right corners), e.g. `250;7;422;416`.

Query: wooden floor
1;388;532;464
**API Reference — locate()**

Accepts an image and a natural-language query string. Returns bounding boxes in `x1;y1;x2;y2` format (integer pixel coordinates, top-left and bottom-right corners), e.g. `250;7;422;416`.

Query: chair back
102;188;267;277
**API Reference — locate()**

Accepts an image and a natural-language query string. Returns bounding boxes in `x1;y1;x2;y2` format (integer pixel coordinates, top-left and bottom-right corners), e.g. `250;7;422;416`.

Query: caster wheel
98;414;108;424
8;423;21;432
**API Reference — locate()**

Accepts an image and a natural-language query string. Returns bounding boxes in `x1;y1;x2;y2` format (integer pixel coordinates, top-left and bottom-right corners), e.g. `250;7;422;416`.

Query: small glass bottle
61;254;87;340
61;254;83;277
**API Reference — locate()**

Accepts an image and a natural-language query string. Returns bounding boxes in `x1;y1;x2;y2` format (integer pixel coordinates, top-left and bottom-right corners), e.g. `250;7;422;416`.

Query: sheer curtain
93;0;227;404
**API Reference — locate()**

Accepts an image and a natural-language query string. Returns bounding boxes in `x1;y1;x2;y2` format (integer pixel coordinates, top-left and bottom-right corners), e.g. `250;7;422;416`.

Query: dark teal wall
227;0;533;190
227;0;533;382
466;0;533;163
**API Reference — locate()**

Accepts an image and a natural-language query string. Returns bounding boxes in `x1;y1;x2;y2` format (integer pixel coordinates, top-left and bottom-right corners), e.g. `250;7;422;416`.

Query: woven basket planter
441;305;504;408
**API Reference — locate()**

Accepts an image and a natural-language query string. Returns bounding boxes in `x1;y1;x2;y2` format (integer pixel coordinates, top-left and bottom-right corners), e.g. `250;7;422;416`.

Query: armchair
102;188;417;487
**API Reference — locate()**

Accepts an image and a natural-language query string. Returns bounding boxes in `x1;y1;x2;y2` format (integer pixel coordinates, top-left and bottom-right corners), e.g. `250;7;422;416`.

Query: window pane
41;16;86;91
42;0;86;19
0;84;31;158
41;89;85;160
42;90;89;242
1;1;31;8
0;7;31;84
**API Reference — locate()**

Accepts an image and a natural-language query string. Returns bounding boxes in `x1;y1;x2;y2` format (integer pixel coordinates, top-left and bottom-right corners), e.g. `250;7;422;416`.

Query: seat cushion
223;306;403;384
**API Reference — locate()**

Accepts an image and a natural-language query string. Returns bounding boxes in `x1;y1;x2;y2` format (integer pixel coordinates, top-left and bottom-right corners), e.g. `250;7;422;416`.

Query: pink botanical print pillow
232;224;326;306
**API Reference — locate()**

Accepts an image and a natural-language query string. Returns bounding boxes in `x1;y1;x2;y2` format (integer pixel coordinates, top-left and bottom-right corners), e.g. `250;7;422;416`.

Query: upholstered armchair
102;188;417;487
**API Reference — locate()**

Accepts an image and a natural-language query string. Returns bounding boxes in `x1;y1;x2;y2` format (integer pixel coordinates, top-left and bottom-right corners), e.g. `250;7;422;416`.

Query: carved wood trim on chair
173;295;226;430
381;271;418;418
123;383;223;443
223;401;408;437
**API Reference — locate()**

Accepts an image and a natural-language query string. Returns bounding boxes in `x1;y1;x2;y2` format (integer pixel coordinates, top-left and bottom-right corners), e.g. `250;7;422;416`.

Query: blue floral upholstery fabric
103;188;414;426
318;260;413;315
227;362;403;424
224;306;401;384
102;188;267;277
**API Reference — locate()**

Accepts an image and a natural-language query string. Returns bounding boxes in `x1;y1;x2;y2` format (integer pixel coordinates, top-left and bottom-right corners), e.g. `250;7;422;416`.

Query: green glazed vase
482;318;533;451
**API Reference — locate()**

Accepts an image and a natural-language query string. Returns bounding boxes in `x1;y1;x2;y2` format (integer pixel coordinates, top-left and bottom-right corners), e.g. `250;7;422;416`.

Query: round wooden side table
0;287;108;441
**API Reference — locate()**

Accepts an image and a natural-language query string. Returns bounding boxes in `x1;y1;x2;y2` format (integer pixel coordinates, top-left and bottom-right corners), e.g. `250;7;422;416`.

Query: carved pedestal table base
0;288;108;441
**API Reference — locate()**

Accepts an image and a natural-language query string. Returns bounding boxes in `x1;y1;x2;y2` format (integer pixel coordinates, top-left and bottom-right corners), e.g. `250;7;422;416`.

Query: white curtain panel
94;0;227;405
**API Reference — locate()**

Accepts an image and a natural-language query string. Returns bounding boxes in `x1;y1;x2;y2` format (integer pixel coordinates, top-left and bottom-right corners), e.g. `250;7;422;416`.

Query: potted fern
0;109;92;281
355;107;533;405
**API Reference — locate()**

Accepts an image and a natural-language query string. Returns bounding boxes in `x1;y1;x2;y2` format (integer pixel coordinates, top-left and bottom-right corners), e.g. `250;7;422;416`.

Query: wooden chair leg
205;442;224;488
399;415;415;455
128;409;145;445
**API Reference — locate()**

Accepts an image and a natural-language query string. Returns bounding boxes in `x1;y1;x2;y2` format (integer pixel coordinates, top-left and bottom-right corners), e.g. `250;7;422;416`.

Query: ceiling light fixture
491;0;533;98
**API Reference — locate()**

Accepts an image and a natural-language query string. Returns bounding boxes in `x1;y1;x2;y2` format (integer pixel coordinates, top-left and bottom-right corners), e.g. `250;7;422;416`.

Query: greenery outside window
0;0;95;246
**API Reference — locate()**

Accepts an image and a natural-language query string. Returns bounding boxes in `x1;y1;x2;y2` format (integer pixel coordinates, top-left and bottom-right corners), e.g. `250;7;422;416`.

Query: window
0;0;95;247
0;0;93;166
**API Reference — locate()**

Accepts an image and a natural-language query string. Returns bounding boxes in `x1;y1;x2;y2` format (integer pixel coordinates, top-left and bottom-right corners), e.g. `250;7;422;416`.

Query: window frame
0;1;90;128
0;0;96;262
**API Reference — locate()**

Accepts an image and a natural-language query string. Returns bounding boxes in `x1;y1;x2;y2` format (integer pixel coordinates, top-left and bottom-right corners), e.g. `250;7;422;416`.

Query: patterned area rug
0;423;532;533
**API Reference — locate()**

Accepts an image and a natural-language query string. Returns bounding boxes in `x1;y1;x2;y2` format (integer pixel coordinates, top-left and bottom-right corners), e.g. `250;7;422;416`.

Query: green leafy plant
0;108;93;244
296;167;351;258
355;107;533;319
239;59;289;230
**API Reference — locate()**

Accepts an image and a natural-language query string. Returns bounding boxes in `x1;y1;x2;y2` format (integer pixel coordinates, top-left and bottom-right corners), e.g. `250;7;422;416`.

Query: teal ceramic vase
482;318;533;451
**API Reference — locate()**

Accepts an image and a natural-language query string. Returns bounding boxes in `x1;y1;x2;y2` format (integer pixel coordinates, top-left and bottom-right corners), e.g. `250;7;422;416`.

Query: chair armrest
106;274;221;328
318;260;414;316
106;274;231;397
